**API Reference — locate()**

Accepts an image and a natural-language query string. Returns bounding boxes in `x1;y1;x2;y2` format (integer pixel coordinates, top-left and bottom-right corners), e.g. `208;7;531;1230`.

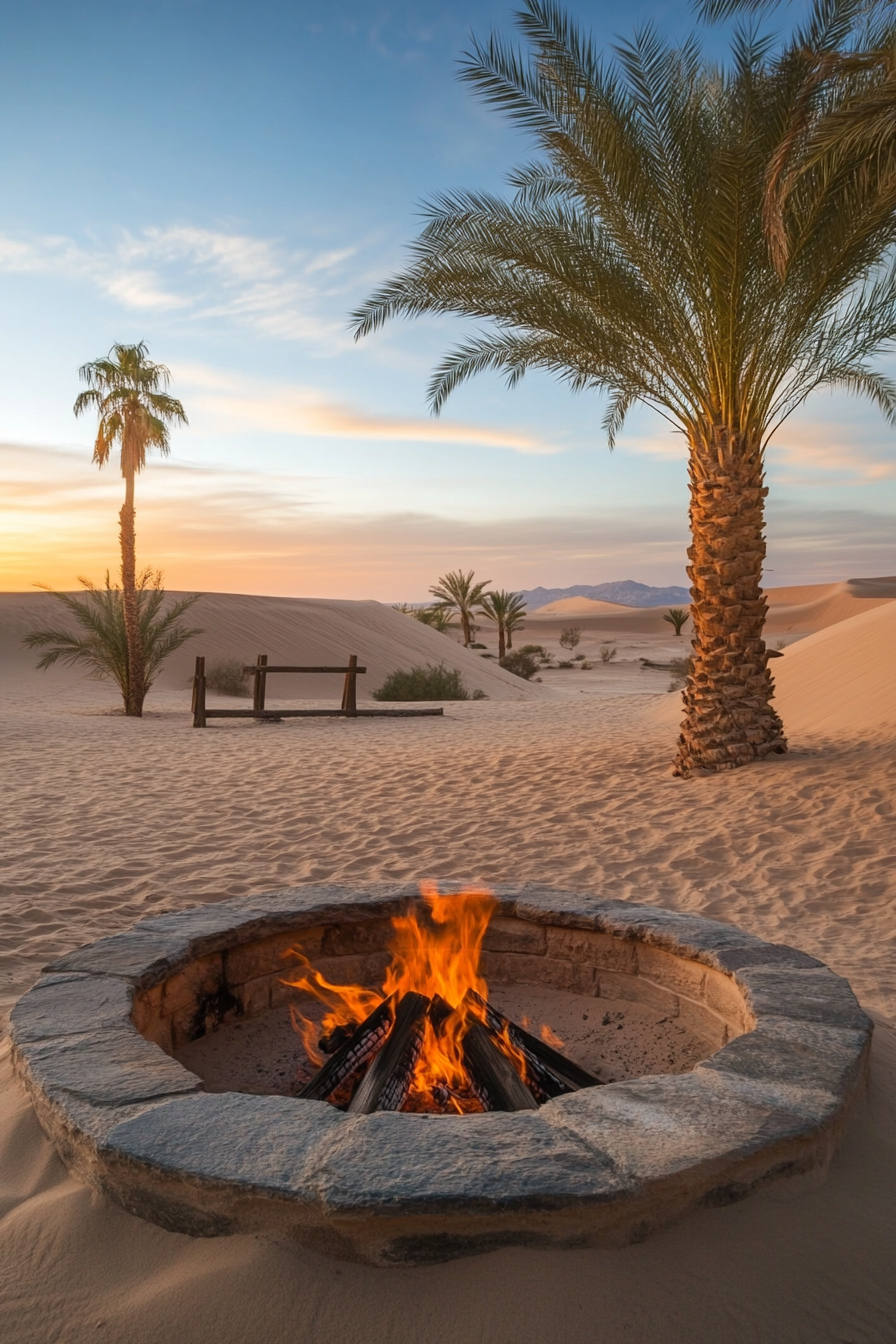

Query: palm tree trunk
119;471;144;717
461;611;472;646
498;625;506;660
674;427;787;776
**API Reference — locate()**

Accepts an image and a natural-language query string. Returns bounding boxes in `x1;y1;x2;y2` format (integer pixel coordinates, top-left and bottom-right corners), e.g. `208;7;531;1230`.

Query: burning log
297;995;396;1102
465;990;602;1099
461;1019;539;1112
348;991;431;1114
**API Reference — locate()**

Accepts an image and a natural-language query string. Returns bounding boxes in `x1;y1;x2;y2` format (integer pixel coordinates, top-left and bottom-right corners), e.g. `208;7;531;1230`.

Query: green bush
206;658;250;696
518;644;546;657
372;663;470;701
499;650;539;680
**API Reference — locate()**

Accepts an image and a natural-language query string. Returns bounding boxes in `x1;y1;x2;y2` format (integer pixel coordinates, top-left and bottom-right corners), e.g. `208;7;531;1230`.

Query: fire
282;883;531;1113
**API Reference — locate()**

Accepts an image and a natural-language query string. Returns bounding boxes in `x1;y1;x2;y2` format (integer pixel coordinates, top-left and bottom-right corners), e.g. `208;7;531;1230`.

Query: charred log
297;995;395;1102
466;990;602;1097
462;1020;538;1112
347;991;431;1114
318;1021;358;1054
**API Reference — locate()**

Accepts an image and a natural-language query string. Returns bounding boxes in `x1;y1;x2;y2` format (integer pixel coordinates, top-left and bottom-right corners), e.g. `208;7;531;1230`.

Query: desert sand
1;584;895;1343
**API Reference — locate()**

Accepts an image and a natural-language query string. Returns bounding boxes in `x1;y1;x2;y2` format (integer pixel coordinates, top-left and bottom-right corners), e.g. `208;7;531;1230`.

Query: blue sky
1;0;894;598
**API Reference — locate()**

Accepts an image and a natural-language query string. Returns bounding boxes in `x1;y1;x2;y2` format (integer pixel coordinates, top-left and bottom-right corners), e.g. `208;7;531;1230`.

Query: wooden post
253;654;268;714
341;654;358;717
192;656;206;729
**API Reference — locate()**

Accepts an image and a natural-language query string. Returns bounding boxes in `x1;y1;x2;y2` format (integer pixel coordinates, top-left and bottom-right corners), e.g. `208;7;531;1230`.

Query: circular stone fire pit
10;885;872;1266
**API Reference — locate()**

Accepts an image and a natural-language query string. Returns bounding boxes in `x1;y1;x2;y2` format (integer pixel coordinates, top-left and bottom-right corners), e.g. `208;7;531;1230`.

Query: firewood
347;991;431;1114
466;990;601;1097
297;995;395;1102
462;1020;538;1111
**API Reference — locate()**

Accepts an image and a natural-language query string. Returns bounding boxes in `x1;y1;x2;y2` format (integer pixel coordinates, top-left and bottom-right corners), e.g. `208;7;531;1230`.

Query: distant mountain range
518;581;691;609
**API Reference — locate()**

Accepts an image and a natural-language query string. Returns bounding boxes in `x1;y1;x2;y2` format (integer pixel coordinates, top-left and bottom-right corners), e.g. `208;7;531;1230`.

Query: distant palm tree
663;608;690;636
74;342;188;716
24;572;202;714
415;605;455;633
429;569;491;646
352;1;896;775
479;589;527;659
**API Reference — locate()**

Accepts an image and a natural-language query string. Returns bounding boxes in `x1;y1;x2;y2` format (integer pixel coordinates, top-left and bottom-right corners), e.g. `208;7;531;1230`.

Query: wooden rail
191;654;443;727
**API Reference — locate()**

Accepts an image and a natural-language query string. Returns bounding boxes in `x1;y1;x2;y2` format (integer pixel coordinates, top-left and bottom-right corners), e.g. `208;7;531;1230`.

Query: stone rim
9;884;872;1265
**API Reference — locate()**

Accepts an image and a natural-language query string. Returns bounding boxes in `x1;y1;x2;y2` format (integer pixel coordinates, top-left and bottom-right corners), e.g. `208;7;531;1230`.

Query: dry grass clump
205;658;251;696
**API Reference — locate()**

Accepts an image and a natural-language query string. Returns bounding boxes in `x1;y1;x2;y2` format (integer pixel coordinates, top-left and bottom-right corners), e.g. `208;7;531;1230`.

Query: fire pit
10;884;871;1265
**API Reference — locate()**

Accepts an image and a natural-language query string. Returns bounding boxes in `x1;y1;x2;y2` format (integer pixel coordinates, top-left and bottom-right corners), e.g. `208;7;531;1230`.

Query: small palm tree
24;572;202;713
429;569;491;646
415;605;455;633
74;342;188;716
663;608;690;636
478;589;527;659
352;2;896;775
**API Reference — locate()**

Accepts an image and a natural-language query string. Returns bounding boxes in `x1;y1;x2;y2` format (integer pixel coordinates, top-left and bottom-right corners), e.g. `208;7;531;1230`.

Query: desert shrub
519;644;546;657
471;688;488;700
206;658;250;696
469;642;487;649
599;644;617;663
499;650;539;680
557;659;574;668
580;659;593;670
480;652;495;658
559;626;582;651
572;653;585;661
372;663;469;701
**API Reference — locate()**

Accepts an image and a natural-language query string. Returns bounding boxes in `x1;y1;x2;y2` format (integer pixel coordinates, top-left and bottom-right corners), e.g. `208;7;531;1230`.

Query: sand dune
772;598;896;734
1;584;895;1342
763;578;896;637
529;595;642;616
0;590;549;704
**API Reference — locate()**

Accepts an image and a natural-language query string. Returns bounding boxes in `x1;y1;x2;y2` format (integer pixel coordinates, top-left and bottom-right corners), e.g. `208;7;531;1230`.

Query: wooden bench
191;654;444;727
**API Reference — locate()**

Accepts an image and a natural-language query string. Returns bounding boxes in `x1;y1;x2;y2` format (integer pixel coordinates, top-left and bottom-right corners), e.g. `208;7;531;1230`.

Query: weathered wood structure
191;654;443;727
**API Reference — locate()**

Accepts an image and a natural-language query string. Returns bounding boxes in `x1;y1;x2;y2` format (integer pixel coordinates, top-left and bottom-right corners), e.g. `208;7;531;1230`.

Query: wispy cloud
176;362;554;453
3;441;894;599
0;225;357;343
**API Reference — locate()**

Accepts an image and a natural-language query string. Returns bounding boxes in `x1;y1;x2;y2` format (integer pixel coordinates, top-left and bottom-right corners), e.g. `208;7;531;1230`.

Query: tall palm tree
429;569;491;646
479;589;528;659
351;1;896;775
74;342;188;716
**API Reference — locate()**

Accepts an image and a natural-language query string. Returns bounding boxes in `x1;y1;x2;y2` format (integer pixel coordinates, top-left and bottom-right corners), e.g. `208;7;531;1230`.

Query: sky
1;0;894;600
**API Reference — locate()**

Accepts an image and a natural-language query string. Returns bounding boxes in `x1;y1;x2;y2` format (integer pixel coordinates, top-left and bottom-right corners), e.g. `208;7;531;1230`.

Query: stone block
482;918;547;955
162;953;223;1015
225;928;323;988
14;1024;201;1107
131;983;163;1037
676;996;728;1049
545;927;637;973
10;974;134;1043
479;952;588;992
696;1017;872;1116
702;968;752;1031
45;930;188;986
236;974;272;1018
321;918;393;957
636;945;707;999
736;967;871;1031
712;943;825;974
597;971;679;1015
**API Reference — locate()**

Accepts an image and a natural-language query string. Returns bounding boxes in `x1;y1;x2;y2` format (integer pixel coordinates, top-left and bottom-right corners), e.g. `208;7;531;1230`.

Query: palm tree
663;608;690;637
351;1;896;775
699;1;896;272
479;589;527;659
74;342;188;716
24;571;202;714
429;569;492;646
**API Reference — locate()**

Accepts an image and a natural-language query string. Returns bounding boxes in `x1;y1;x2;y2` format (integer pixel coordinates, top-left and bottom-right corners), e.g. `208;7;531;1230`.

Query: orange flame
282;883;534;1112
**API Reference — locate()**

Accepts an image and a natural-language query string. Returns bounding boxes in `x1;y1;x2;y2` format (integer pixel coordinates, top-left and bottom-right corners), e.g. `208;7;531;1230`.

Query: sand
1;587;895;1343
